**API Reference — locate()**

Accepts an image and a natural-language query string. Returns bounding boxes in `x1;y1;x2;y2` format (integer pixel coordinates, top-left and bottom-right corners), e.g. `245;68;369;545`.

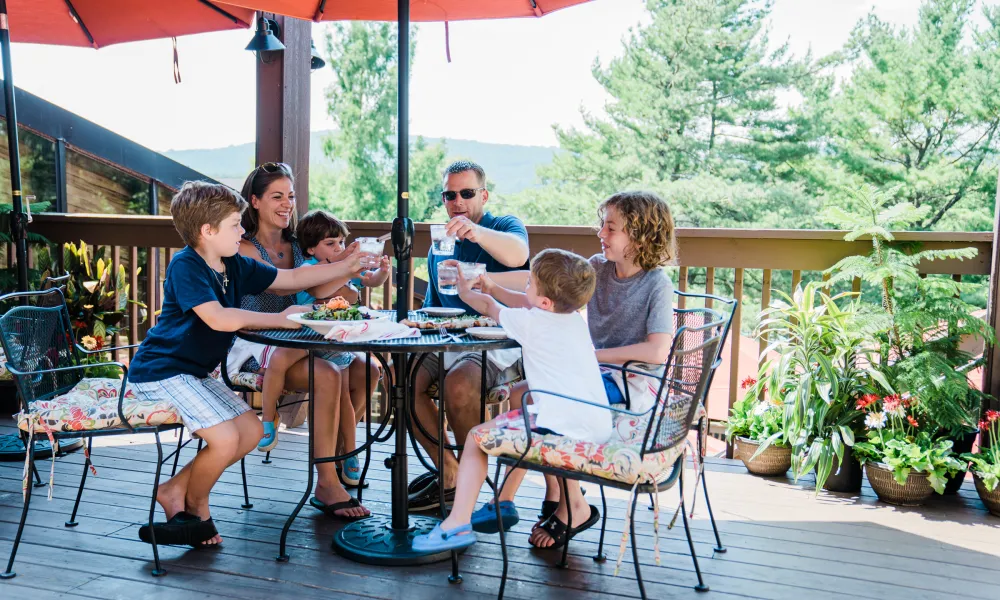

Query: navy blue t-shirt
129;247;278;382
424;212;529;314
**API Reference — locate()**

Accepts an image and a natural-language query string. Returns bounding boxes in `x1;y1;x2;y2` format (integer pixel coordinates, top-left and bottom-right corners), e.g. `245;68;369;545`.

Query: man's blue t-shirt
129;247;277;382
424;212;529;314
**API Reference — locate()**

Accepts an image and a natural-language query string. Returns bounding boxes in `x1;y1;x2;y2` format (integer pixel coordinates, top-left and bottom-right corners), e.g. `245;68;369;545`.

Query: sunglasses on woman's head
252;162;291;182
441;187;485;202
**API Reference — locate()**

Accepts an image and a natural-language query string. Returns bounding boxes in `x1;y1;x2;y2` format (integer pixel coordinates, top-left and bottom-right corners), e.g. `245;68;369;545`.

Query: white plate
419;307;466;317
466;327;508;340
287;311;386;336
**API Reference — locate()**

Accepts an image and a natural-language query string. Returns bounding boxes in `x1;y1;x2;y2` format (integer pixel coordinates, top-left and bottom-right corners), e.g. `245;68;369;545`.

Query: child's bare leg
262;348;307;422
348;353;379;424
529;478;591;548
337;365;356;459
181;417;243;545
439;425;494;530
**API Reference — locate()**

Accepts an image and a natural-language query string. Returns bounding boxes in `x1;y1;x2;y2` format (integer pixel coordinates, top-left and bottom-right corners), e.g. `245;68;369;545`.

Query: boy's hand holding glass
456;264;476;295
361;256;391;287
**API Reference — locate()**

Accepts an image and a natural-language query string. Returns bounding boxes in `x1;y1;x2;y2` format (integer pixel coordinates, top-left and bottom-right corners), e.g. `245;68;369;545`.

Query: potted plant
726;378;791;476
751;282;887;493
853;393;966;505
962;410;1000;516
822;186;993;495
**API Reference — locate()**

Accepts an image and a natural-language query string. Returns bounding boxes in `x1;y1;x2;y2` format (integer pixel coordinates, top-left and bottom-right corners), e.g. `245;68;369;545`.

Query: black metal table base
0;433;83;462
331;514;459;565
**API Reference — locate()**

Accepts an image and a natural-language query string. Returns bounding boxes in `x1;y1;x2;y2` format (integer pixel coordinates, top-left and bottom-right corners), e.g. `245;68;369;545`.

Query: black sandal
309;496;370;521
531;505;600;550
535;488;587;524
138;511;219;548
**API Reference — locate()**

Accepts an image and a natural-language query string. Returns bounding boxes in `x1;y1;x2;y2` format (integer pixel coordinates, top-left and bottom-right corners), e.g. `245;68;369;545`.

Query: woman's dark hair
240;162;297;242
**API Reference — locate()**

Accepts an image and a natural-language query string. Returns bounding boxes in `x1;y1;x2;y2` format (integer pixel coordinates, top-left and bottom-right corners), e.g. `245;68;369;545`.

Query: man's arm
192;302;306;332
446;217;529;267
595;333;673;365
487;270;529;292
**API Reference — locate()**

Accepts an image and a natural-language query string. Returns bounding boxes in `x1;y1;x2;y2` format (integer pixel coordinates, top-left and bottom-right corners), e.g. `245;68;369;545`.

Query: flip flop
138;511;219;548
535;489;587;521
412;523;477;553
531;505;600;550
309;496;370;521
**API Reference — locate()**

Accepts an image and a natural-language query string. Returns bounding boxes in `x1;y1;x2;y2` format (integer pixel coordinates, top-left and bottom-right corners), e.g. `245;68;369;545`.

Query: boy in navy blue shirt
130;181;363;547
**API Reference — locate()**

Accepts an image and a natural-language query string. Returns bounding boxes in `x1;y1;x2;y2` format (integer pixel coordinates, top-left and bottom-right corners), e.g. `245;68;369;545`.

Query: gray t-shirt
586;254;674;350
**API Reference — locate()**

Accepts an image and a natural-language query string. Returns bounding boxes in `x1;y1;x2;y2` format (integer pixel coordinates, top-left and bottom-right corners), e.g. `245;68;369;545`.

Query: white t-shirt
498;307;612;443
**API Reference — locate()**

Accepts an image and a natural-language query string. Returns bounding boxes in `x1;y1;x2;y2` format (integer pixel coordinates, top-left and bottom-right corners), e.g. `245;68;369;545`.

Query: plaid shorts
129;374;251;433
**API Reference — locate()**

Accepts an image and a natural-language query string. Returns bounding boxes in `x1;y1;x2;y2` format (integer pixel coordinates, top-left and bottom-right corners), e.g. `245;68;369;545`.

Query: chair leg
148;431;167;577
557;478;571;569
628;492;646;600
493;462;509;600
262;450;272;464
240;456;253;509
698;419;725;554
170;430;184;477
66;437;93;527
593;487;607;563
31;462;45;488
680;468;709;592
1;438;36;579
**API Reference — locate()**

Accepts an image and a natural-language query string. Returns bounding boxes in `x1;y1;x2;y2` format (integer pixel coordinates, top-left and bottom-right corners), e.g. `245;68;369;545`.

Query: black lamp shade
310;40;325;70
246;17;285;53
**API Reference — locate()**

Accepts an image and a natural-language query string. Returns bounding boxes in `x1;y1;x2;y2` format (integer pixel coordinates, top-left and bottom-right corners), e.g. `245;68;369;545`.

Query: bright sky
6;0;993;152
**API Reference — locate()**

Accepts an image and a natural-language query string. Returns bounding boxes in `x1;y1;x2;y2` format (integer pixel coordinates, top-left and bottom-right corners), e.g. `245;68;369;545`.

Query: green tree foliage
313;23;446;221
811;0;1000;231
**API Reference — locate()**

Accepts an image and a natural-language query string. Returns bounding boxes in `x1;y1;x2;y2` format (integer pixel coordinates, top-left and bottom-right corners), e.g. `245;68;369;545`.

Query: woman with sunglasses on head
229;162;374;519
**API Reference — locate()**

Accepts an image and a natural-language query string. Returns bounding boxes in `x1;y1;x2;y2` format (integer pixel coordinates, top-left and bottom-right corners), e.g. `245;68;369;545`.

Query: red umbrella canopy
10;0;255;48
220;0;592;22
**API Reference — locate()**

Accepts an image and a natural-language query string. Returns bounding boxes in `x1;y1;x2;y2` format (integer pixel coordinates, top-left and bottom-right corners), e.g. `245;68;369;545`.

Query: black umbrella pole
0;1;28;292
392;0;412;324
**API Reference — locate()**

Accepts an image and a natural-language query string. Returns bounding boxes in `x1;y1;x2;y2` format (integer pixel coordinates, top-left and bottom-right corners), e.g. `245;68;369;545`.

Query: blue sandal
340;455;362;486
471;501;520;533
257;416;280;453
412;523;476;553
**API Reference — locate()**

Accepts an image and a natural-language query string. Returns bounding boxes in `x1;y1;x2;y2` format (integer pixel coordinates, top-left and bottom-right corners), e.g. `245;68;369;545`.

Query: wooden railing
26;213;1000;431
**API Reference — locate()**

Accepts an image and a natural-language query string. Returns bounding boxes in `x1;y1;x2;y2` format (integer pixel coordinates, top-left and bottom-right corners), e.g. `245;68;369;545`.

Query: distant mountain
163;132;559;195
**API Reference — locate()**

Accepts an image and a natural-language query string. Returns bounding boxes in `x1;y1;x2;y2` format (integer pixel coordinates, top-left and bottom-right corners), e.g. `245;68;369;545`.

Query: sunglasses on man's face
441;187;485;202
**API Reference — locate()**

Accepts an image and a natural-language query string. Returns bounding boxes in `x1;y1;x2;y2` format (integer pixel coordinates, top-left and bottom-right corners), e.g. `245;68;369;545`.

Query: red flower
907;415;919;428
855;394;879;411
740;377;757;390
761;385;768;397
987;410;1000;423
980;420;990;431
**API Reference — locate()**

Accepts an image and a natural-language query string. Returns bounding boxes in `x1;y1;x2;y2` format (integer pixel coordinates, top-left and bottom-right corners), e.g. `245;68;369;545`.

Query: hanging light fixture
310;40;325;71
245;12;284;57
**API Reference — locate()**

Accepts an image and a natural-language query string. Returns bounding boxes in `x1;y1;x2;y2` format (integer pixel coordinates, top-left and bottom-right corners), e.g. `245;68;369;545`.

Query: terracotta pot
973;473;1000;517
865;462;934;506
823;446;863;493
734;436;791;476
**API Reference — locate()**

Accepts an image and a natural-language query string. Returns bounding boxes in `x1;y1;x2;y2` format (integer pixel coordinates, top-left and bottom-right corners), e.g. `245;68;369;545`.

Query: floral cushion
472;408;683;485
16;378;181;433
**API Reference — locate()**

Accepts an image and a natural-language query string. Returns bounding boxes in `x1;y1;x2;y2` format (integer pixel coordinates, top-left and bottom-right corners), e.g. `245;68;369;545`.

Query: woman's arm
595;332;673;365
192;302;306;332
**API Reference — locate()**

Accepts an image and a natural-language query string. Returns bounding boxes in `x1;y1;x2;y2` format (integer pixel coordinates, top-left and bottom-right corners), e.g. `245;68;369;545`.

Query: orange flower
740;377;757;390
855;394;879;411
907;415;919;428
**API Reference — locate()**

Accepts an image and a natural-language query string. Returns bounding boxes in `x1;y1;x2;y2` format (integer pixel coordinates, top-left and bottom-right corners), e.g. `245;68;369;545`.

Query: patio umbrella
223;0;592;321
1;0;255;292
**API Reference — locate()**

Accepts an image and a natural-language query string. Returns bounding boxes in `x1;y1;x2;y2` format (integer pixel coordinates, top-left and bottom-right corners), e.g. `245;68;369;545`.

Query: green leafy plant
853;393;966;493
0;201;52;292
752;282;890;491
962;410;1000;492
726;377;787;459
823;185;994;437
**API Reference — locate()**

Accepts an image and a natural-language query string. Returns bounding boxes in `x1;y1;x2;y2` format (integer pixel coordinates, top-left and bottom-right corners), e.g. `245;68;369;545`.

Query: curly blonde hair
597;191;677;271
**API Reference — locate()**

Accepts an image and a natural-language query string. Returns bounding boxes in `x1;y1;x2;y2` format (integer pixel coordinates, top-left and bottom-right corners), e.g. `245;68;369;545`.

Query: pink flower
987;410;1000;423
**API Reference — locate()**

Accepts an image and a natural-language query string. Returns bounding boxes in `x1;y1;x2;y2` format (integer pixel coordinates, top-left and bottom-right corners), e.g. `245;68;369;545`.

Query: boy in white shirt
413;249;611;553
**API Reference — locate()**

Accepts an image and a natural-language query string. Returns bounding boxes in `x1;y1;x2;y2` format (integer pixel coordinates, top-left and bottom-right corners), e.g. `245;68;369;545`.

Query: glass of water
459;262;486;280
356;237;384;268
430;224;456;256
438;264;459;295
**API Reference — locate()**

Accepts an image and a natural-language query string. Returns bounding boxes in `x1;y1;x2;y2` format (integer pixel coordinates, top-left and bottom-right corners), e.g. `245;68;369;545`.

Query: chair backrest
0;289;82;409
674;290;738;406
641;307;725;456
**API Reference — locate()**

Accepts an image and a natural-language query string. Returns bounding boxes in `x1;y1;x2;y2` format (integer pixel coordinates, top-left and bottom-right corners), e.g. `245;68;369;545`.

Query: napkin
323;320;420;343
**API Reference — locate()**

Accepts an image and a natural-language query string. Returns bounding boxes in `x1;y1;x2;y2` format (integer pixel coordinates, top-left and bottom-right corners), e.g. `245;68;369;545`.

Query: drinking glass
430;224;456;256
356;237;384;268
438;264;459;295
459;262;487;280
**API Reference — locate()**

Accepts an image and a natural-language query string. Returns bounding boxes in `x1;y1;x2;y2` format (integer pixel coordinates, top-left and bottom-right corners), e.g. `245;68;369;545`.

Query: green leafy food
302;305;369;321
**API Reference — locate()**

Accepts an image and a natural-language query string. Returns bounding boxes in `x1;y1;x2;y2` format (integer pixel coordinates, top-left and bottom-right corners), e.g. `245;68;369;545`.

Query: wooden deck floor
1;418;998;600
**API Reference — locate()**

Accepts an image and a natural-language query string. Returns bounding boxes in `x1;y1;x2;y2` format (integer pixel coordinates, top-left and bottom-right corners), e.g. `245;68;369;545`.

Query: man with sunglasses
408;160;530;512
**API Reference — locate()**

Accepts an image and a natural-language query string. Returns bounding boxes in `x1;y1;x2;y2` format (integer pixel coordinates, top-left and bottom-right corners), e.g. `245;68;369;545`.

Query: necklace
211;265;229;290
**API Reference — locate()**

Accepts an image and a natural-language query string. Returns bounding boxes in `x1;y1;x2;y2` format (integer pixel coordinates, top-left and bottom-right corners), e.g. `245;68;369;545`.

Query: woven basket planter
865;462;934;506
734;437;791;476
973;474;1000;517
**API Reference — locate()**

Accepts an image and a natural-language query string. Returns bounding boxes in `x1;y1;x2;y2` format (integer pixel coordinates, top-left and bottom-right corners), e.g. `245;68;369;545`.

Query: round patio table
238;312;519;567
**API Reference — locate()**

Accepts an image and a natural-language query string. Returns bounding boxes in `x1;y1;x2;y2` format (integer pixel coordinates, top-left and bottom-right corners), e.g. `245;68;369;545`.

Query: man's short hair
530;249;597;314
296;210;351;252
170;181;247;248
443;160;486;187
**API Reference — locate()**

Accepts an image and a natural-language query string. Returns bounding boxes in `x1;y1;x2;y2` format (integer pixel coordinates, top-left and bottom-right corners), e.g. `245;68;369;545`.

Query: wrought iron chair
474;311;725;599
0;288;188;579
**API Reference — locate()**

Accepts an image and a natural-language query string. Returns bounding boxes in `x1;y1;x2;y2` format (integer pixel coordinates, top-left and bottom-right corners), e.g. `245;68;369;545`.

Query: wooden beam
255;15;311;216
984;169;1000;412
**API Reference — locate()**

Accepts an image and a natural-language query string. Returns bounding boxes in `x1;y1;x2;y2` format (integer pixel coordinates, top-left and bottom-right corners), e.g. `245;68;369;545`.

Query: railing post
148;179;158;215
54;138;67;213
983;169;1000;414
